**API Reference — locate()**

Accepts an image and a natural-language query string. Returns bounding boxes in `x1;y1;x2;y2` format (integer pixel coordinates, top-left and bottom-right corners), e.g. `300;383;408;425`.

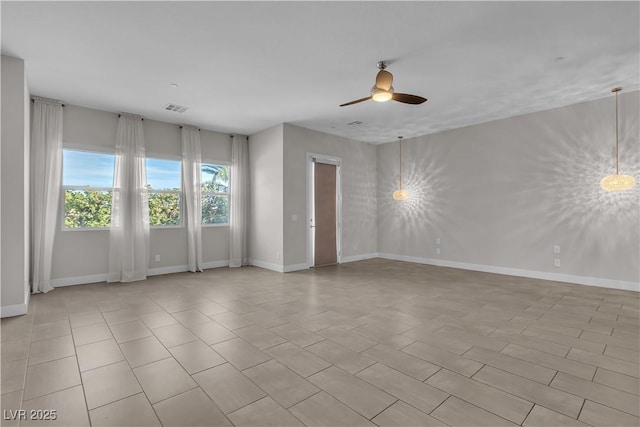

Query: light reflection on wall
515;99;639;261
376;91;639;282
378;139;446;255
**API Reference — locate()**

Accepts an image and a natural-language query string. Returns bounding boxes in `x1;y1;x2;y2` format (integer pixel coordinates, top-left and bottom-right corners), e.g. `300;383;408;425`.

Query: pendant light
392;136;409;200
600;87;636;192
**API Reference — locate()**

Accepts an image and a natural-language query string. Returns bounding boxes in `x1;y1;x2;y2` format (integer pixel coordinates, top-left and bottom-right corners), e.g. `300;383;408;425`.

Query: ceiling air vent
164;103;189;113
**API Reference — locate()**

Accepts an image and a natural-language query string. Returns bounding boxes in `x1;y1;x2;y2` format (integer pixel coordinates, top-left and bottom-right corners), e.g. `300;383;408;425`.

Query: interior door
314;162;337;267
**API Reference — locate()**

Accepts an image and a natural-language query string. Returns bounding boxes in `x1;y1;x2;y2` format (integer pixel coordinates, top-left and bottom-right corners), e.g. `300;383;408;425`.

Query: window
202;164;230;225
146;158;182;227
62;149;115;229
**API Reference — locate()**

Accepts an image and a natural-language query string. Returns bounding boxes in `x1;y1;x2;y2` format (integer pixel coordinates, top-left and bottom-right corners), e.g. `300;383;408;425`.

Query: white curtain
108;114;149;282
181;126;202;272
229;135;249;267
31;98;63;293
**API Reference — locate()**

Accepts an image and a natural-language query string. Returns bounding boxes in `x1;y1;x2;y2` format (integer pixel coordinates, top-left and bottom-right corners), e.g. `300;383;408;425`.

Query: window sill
61;227;110;232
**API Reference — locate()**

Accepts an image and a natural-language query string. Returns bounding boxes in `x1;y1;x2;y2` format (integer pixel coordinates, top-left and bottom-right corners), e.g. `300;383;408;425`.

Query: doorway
307;153;342;268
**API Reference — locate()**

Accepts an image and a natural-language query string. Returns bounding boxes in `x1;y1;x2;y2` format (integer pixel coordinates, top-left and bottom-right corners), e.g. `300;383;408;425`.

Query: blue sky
63;150;228;189
63;150;181;189
63;150;115;187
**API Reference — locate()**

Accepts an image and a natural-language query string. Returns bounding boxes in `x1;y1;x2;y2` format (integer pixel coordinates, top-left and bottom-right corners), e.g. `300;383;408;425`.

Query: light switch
553;245;560;254
291;214;298;222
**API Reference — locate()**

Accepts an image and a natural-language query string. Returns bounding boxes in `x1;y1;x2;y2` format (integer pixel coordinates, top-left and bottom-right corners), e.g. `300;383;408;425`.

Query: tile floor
1;259;638;426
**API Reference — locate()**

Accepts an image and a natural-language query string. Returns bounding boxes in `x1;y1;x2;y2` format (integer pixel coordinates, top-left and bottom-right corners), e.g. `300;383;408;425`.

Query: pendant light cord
615;89;619;175
398;136;403;190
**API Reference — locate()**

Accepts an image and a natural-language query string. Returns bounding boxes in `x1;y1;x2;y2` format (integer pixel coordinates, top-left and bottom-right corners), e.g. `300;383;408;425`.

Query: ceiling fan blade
375;70;393;90
339;96;372;107
392;93;427;105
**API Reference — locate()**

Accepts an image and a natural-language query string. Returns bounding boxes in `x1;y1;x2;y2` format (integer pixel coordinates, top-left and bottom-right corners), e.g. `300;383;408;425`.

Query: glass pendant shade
600;174;636;192
601;87;636;192
392;189;409;200
371;85;393;102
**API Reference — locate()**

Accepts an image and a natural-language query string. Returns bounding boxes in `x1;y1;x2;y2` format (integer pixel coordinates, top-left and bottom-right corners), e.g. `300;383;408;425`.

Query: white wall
282;124;378;268
248;124;284;270
377;91;640;289
51;104;233;284
1;55;30;316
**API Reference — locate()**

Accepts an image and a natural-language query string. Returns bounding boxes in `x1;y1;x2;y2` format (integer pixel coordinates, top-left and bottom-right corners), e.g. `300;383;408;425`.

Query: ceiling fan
340;61;427;107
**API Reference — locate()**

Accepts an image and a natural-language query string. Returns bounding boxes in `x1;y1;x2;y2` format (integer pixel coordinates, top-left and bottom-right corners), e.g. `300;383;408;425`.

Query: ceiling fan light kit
372;85;394;102
340;61;427;107
600;87;636;192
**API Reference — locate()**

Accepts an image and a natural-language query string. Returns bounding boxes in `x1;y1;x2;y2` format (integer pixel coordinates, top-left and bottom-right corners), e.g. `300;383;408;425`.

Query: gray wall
282;124;378;268
248;124;284;269
1;55;30;314
377;91;640;284
51;104;232;283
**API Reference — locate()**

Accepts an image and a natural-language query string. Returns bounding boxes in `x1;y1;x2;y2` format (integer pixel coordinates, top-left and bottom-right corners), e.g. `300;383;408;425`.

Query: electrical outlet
553;245;561;254
155;255;160;262
291;214;298;222
436;238;441;245
436;248;441;255
554;258;561;268
276;251;280;260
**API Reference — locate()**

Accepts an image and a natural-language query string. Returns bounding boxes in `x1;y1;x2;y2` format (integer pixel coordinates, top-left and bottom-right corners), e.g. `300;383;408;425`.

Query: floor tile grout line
427;392;454;417
520;401;537;426
575;397;587;422
429;366;548;423
440;392;525;426
546;373;640;418
367;398;399;421
68;313;92;424
108;309;174;424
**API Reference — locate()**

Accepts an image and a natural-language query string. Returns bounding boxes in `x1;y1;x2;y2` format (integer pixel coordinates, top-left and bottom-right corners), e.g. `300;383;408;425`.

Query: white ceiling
2;1;638;144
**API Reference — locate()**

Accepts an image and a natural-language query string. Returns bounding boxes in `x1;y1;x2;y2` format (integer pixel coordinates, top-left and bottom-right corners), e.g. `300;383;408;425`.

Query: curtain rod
118;114;143;120
179;125;200;131
31;98;65;107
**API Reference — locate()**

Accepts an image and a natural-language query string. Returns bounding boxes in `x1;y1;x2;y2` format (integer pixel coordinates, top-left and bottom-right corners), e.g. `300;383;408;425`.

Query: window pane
201;164;230;193
146;158;181;190
63;150;114;187
64;189;112;228
149;192;181;226
202;194;229;224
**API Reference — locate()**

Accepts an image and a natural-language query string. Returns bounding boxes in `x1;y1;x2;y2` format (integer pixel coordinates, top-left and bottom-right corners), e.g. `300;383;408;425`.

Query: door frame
306;153;342;268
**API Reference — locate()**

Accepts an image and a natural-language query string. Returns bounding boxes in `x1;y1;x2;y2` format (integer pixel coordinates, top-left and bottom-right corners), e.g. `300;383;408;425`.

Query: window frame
61;148;115;231
201;161;231;227
145;156;183;229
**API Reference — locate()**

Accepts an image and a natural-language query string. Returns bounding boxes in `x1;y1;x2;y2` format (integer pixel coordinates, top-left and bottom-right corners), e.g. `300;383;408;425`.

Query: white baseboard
51;273;108;287
0;285;31;318
284;263;310;273
147;265;189;276
341;253;378;264
149;261;231;276
51;260;231;287
44;254;637;293
376;253;640;292
201;260;230;269
249;259;284;273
